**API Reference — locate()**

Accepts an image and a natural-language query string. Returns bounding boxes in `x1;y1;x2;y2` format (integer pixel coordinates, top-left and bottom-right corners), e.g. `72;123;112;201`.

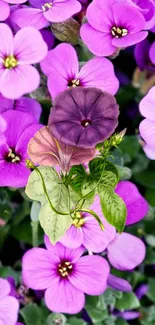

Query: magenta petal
80;23;116;57
59;225;84;249
86;0;113;32
22;248;59;290
0;93;13;113
41;43;79;78
47;72;70;99
107;274;132;292
16;123;42;155
113;3;146;32
0;65;40;99
139;86;155;120
0;114;7;133
11;8;49;30
3;0;27;3
0;160;30;187
14;27;48;64
150;43;155;64
139;119;155;147
79;57;119;95
107;233;146;270
0;296;19;325
115;181;148;225
43;0;81;23
69;255;110;295
112;31;148;48
0;0;10;21
15;97;42;121
45;279;85;314
0;23;13;57
0;278;10;299
44;237;85;262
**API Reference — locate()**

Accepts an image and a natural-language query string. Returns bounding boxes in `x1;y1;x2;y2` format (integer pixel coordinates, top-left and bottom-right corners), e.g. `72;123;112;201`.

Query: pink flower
41;43;119;99
0;114;7;144
0;277;19;325
22;241;110;314
0;0;27;21
28;126;96;172
0;24;48;99
11;0;81;30
139;86;155;159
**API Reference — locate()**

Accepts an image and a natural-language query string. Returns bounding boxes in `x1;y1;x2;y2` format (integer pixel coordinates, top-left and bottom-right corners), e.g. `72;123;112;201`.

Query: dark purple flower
40;29;55;50
123;0;155;29
0;110;42;187
136;284;149;299
135;38;155;71
80;0;148;57
48;87;119;148
113;310;140;320
0;94;42;121
11;0;81;30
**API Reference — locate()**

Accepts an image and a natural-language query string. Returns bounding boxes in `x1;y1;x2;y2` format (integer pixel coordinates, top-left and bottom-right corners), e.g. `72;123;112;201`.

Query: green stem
76;208;104;230
31;221;39;247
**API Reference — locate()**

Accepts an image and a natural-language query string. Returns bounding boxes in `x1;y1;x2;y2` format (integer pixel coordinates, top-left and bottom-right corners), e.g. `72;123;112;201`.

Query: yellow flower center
68;79;80;88
111;27;128;38
42;2;52;11
4;56;18;69
72;212;85;228
58;261;73;277
7;148;20;163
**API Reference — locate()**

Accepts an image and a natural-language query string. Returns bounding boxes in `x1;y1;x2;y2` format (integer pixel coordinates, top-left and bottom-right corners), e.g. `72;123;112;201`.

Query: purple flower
115;181;149;225
0;114;7;144
120;0;155;29
0;24;48;99
0;277;19;325
136;284;149;299
107;232;146;271
48;87;119;148
59;196;116;251
11;0;81;30
107;274;132;292
0;110;42;187
80;0;148;57
41;43;119;99
0;94;42;121
40;29;55;50
113;311;140;320
135;38;155;71
0;0;27;21
28;126;96;172
139;86;155;159
22;241;110;314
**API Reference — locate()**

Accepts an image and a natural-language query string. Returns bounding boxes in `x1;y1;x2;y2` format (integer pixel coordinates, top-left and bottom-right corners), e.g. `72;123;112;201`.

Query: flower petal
0;23;13;58
86;0;113;32
139;86;155;120
11;8;49;30
0;278;10;299
22;248;59;290
45;279;85;314
0;160;30;187
14;27;48;64
115;181;148;225
59;225;84;249
79;57;119;95
80;23;116;57
0;296;19;325
0;0;10;21
16;123;42;156
113;3;146;32
0;93;13;113
112;31;148;48
107;233;146;270
15;97;42;121
69;255;110;295
107;274;132;292
43;0;81;23
44;237;85;262
143;144;155;159
139;119;155;147
0;65;40;99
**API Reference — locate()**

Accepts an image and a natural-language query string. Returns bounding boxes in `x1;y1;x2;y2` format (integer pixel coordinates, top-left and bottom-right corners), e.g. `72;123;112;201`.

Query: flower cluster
0;0;154;323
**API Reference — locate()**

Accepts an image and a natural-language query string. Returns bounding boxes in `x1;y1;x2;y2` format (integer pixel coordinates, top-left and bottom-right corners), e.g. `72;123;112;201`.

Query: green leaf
115;318;129;325
89;157;105;180
99;172;126;232
116;165;132;180
146;278;155;302
115;292;140;310
146;235;155;248
134;171;155;190
26;167;72;244
0;266;20;283
119;135;140;160
20;304;48;325
69;165;87;196
47;313;67;325
105;161;119;180
86;305;108;323
67;317;86;325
